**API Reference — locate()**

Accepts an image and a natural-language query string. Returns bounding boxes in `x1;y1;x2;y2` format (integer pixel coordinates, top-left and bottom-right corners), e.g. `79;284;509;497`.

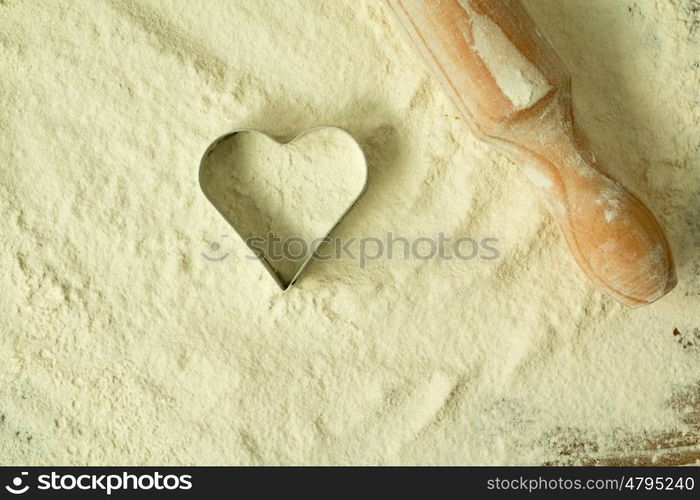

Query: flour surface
0;0;699;465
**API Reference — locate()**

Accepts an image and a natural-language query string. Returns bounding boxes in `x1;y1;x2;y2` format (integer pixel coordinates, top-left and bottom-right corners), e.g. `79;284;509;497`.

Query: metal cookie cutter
199;126;369;290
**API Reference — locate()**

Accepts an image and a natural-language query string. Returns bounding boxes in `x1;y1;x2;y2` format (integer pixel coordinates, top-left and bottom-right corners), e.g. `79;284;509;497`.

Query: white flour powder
463;0;552;110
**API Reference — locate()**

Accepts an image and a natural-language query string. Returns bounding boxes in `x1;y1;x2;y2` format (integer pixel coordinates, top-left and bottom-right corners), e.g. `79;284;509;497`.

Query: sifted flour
0;0;699;465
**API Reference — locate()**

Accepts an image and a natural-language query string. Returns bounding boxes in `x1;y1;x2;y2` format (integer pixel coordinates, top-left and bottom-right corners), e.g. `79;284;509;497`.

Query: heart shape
199;126;368;290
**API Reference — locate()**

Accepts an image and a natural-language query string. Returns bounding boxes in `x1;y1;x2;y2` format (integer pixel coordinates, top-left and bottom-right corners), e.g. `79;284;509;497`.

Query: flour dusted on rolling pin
460;0;551;110
389;0;676;307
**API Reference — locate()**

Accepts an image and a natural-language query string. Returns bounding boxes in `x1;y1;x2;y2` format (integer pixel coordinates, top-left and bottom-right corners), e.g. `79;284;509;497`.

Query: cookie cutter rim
199;125;369;291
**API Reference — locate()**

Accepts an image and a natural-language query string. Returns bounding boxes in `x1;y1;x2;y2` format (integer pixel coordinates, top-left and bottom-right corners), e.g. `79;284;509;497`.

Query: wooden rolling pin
388;0;676;307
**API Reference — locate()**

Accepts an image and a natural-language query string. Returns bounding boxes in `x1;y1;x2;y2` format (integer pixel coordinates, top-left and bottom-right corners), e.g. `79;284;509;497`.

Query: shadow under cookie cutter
198;126;369;291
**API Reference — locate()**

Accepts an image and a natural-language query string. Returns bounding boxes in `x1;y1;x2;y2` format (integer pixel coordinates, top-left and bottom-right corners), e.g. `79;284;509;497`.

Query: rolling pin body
389;0;676;306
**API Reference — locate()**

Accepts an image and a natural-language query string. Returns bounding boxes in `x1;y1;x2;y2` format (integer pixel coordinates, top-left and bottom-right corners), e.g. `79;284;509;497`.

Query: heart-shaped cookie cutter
199;126;369;290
